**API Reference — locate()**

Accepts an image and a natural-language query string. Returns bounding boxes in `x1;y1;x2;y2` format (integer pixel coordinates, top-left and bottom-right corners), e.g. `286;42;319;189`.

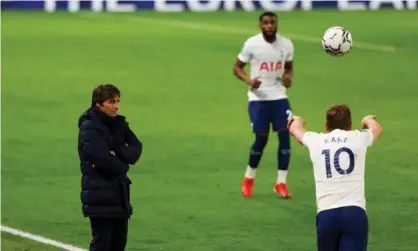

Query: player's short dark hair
326;104;352;131
91;84;120;107
259;11;277;22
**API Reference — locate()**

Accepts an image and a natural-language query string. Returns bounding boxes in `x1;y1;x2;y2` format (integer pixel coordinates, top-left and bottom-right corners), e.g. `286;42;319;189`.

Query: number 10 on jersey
321;147;355;178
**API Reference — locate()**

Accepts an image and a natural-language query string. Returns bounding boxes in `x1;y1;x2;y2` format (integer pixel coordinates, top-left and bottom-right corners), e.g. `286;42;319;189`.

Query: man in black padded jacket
78;84;143;251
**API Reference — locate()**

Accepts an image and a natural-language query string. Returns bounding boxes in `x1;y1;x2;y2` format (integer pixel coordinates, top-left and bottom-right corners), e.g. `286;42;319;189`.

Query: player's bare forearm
287;116;306;145
284;61;293;76
289;126;306;145
233;59;251;85
283;61;293;88
361;116;383;141
234;68;251;84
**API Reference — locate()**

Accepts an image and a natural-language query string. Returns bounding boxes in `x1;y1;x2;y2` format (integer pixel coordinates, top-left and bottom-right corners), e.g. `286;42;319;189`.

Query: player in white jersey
233;12;295;198
287;104;383;251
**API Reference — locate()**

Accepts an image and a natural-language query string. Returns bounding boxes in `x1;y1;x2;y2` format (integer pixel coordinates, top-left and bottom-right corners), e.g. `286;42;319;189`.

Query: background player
233;11;295;198
287;104;383;251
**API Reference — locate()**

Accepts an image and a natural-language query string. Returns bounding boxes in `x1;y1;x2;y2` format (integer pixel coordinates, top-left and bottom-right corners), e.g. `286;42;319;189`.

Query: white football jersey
237;33;294;101
302;129;374;213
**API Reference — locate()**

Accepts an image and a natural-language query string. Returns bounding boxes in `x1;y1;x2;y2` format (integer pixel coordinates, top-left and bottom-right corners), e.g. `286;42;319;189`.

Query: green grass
2;10;418;251
2;232;62;251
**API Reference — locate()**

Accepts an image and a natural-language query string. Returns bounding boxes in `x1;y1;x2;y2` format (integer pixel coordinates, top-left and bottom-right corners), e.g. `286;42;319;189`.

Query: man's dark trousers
89;217;128;251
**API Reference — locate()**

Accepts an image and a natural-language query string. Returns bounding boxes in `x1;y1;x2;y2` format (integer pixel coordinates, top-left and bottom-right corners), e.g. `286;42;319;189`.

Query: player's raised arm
287;116;307;145
361;115;383;141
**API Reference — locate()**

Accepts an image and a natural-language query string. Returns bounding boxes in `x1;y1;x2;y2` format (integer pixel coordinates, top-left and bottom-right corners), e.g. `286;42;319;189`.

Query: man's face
97;95;120;117
259;15;277;38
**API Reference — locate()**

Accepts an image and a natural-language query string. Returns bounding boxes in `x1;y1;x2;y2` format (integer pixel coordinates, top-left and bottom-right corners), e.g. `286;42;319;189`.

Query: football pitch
2;10;418;251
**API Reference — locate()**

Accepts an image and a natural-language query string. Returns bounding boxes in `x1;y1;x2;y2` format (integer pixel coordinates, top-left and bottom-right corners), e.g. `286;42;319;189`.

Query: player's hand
363;115;377;120
282;72;292;88
287;116;295;128
287;115;304;129
361;115;377;129
110;151;116;156
247;77;261;89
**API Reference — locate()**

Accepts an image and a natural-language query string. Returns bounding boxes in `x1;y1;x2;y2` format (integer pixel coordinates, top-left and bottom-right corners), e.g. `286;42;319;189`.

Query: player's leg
271;99;292;198
339;206;369;251
246;133;269;176
242;101;270;197
316;209;341;251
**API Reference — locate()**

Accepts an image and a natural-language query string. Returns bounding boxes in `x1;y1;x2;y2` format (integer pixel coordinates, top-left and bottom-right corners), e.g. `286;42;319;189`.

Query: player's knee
251;133;269;154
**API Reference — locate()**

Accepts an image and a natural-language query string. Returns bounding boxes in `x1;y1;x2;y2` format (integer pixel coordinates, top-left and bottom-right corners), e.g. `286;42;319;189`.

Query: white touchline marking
1;225;87;251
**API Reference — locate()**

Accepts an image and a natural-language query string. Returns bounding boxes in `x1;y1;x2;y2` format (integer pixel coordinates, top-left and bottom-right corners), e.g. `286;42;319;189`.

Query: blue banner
1;1;417;12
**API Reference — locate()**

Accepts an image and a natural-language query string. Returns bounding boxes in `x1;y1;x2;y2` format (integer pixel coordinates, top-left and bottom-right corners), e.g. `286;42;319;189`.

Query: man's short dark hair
326;104;352;131
259;11;277;21
91;84;120;107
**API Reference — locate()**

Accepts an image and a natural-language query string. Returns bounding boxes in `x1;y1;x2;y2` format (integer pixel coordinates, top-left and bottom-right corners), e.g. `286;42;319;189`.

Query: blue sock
248;134;269;168
278;130;291;170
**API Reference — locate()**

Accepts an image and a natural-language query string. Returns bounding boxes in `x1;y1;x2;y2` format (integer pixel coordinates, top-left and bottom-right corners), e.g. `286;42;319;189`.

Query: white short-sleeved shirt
302;129;374;213
237;33;294;101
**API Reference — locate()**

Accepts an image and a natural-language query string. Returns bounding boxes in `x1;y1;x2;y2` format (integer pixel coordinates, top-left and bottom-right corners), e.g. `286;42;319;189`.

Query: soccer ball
322;26;353;56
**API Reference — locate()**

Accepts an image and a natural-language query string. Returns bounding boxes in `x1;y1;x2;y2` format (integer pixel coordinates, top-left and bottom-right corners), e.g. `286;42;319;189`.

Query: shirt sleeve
302;131;318;148
285;40;294;61
360;129;373;147
237;39;252;63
